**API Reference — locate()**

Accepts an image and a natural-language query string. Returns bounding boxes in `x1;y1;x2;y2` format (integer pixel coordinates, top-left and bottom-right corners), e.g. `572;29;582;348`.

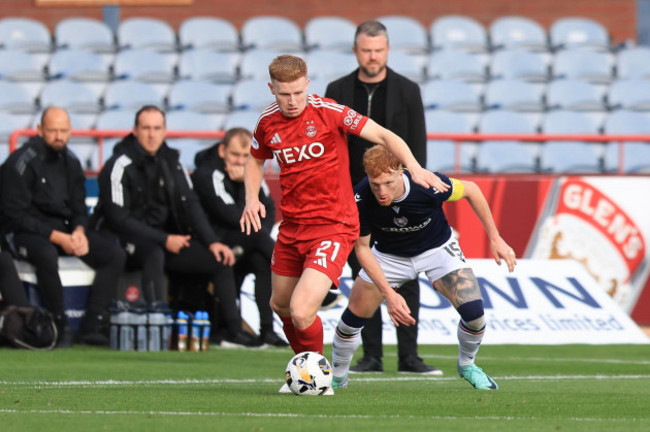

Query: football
285;351;333;396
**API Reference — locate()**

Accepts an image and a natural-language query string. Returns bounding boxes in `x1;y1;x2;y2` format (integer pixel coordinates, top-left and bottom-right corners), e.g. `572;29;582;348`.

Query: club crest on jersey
305;120;317;137
393;216;408;227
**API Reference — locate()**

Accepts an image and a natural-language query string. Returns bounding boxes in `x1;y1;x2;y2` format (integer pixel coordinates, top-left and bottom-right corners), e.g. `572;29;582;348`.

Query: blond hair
363;145;402;178
269;54;307;82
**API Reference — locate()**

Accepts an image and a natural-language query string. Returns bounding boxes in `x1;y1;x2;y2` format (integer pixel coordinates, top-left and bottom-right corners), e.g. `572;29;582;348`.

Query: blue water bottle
177;311;189;352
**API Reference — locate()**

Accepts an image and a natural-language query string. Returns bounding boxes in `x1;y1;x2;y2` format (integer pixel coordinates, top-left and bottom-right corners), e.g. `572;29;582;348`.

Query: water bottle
119;307;135;351
199;311;211;352
189;312;201;352
177;311;189;352
164;313;174;351
109;301;130;350
147;310;166;352
133;307;148;352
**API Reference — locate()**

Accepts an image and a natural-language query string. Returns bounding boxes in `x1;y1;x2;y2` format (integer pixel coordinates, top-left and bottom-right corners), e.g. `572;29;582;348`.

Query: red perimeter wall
4;0;638;45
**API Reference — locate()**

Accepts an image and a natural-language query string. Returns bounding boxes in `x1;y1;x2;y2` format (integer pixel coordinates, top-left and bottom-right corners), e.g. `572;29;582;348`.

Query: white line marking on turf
0;408;647;424
1;374;649;389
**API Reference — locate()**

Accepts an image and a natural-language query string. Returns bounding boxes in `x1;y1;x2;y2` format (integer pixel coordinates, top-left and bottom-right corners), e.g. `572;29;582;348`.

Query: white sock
457;319;485;366
332;319;363;379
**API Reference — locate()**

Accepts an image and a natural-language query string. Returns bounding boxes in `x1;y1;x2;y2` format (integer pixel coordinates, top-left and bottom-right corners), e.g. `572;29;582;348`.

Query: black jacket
93;133;219;247
191;143;276;238
0;136;87;238
325;67;427;184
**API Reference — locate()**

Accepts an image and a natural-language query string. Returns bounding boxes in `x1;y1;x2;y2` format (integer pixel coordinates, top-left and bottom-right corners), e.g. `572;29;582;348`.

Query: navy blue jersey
354;170;455;257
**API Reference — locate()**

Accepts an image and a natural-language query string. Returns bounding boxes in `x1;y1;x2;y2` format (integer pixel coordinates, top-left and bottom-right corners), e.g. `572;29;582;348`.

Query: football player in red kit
239;54;447;393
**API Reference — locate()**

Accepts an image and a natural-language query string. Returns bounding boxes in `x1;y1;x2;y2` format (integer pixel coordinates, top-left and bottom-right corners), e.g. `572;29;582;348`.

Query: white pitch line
0;408;647;424
1;374;649;389
414;353;650;366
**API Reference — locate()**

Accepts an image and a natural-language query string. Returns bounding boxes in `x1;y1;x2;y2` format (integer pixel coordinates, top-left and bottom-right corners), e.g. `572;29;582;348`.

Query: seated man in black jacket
192;127;288;347
0;106;126;347
93;106;261;348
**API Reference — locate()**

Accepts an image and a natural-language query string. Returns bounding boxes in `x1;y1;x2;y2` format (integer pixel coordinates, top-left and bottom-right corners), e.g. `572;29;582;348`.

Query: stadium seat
421;80;482;112
550;17;610;51
552;49;614;84
166;111;220;170
388;51;427;83
39;80;101;114
178;17;240;52
539;110;603;173
546;79;606;111
602;110;650;173
54;17;115;53
489;16;549;52
94;109;137;164
608;79;650;111
241;16;303;52
0;17;51;52
306;51;358;81
167;80;232;114
304;16;356;52
48;49;111;98
113;49;176;83
177;50;240;83
0;112;30;163
223;110;262;132
484;79;544;111
616;46;650;80
0;81;37;115
117;17;177;53
430;15;489;54
231;79;276;111
490;50;549;83
425;110;475;172
376;15;429;54
475;110;539;172
102;80;163;111
308;78;329;98
426;50;486;83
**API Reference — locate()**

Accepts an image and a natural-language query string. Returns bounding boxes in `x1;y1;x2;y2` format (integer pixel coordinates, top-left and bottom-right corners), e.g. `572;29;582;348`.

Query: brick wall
3;0;638;45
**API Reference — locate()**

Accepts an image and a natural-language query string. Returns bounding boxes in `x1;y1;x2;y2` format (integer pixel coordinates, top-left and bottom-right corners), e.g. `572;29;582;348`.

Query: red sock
295;315;324;355
280;315;302;354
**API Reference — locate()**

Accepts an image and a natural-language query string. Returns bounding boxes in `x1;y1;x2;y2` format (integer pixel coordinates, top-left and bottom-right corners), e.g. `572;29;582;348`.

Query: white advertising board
241;259;649;345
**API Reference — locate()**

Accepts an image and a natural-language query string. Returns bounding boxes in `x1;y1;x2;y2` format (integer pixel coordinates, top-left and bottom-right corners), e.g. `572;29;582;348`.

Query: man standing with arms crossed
239;55;447;394
325;20;440;374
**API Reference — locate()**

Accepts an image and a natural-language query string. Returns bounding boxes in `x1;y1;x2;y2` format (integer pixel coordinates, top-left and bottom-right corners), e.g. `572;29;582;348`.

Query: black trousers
0;250;30;307
348;249;420;361
222;229;275;332
12;231;126;320
121;234;242;336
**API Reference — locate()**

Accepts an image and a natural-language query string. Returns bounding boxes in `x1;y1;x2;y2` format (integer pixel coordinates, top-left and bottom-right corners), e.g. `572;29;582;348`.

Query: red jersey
252;94;368;227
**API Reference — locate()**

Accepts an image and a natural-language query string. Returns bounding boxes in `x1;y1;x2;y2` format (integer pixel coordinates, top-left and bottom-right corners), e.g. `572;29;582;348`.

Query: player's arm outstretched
359;119;449;193
240;155;267;235
355;234;416;327
456;179;517;272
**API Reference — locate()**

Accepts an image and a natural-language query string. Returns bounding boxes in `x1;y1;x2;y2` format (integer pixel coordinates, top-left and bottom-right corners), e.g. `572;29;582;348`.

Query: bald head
38;106;71;152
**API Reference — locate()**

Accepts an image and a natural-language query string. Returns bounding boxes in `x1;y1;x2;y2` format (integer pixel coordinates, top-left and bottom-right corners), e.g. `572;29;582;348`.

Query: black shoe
398;355;443;375
221;331;265;348
56;326;74;349
349;356;383;373
77;313;109;346
259;331;289;347
320;291;344;311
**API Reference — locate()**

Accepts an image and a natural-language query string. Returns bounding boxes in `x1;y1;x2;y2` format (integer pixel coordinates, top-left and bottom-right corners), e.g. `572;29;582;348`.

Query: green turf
0;344;649;431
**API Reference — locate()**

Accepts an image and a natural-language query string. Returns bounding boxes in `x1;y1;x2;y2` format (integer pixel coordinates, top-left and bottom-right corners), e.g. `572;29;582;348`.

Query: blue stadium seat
616;46;650;80
546;79;607;129
94;109;137;165
304;16;356;52
113;49;176;83
39;80;101;114
166;111;221;170
54;17;115;53
231;79;276;111
102;80;163;111
550;17;610;51
552;49;614;84
177;50;240;83
484;79;544;111
376;15;429;54
167;80;232;114
602;110;650;173
490;50;549;83
178;17;240;52
0;17;51;52
608;79;650;111
0;81;37;115
239;49;304;81
388;51;426;83
306;51;358;81
117;17;177;53
223;110;261;132
426;50;486;83
489;16;549;52
421;80;481;112
241;16;303;52
425;110;475;172
430;15;489;53
0;112;30;163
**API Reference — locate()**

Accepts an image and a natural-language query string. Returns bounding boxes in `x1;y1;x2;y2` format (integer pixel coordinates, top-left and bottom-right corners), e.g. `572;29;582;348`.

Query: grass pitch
0;343;648;431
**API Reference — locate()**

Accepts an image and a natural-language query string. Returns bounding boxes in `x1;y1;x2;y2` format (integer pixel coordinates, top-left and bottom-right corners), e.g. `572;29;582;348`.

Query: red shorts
271;221;359;287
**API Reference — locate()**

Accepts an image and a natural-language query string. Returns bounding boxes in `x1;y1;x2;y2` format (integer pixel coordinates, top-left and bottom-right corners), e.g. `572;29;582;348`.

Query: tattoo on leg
436;268;480;307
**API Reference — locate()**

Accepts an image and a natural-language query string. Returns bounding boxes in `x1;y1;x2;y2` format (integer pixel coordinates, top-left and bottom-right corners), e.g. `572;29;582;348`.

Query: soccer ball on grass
285;351;332;396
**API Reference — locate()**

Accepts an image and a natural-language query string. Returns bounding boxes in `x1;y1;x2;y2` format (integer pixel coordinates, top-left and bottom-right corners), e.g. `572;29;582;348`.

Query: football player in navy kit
330;145;517;390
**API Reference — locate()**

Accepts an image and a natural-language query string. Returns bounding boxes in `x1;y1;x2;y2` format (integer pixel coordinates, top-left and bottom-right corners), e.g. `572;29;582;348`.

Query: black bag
0;305;57;350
